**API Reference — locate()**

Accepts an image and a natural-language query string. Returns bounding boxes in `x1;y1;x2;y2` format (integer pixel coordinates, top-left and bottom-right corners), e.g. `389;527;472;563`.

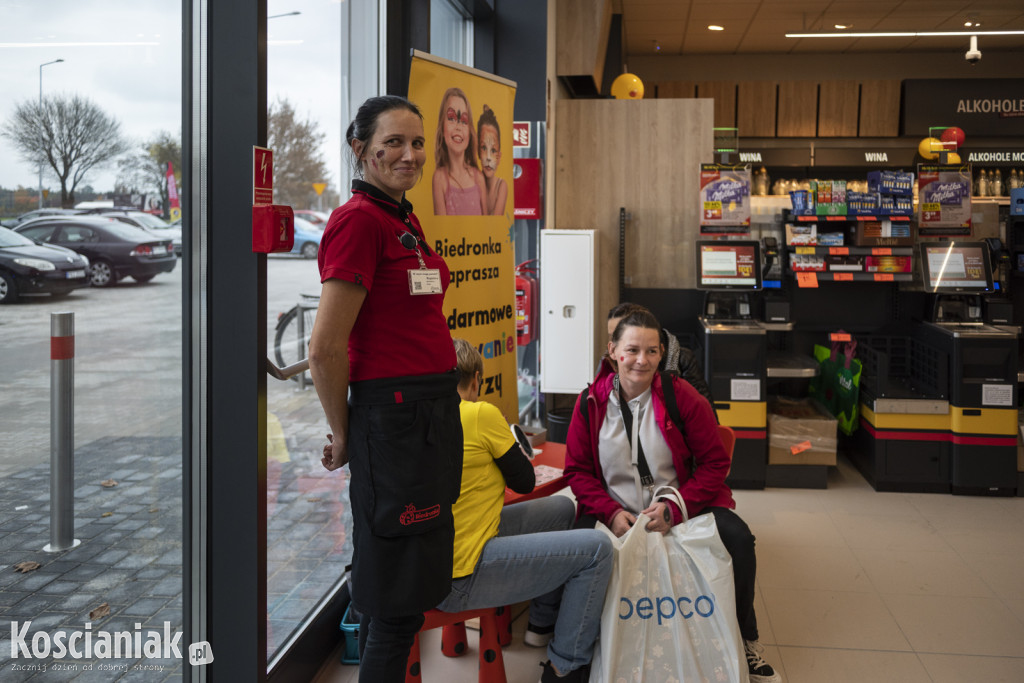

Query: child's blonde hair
453;338;483;390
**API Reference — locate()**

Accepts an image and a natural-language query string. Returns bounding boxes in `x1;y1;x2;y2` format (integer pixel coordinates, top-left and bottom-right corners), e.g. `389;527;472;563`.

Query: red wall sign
513;158;542;219
512;122;531;148
253;146;273;206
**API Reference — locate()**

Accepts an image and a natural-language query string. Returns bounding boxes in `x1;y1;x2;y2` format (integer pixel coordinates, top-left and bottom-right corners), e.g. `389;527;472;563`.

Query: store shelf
790;271;913;282
791;214;912;222
788;246;913;256
766;351;819;378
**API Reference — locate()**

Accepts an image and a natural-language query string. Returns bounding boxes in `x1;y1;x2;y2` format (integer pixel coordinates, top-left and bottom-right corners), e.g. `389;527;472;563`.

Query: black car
15;217;176;287
0;226;91;303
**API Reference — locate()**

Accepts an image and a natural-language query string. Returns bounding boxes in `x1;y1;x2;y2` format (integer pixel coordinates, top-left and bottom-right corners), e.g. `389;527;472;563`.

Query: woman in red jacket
564;308;781;683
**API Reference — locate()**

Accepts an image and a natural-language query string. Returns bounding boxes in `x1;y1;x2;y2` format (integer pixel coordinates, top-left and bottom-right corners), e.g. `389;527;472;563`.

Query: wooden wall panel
555;99;714;361
818;80;860;137
737;81;777;137
555;0;613;94
776;81;818;137
859;80;901;137
697;81;737;128
655;81;696;98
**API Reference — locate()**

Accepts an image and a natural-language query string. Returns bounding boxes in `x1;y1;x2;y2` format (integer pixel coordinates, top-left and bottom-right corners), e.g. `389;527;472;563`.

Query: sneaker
524;621;554;647
745;640;782;683
538;660;589;682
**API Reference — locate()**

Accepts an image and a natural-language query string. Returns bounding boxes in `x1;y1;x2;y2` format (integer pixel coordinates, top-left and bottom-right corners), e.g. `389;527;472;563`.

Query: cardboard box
768;398;838;466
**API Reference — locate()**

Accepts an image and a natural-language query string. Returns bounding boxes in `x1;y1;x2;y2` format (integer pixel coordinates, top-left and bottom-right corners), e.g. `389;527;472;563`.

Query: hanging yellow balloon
918;137;941;160
946;152;961;164
611;73;644;100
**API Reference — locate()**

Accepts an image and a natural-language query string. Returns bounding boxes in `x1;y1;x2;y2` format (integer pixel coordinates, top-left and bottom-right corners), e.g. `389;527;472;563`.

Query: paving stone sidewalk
0;402;352;682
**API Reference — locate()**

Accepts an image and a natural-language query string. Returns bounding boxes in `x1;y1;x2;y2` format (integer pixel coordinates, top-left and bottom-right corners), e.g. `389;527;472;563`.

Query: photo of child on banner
809;333;862;436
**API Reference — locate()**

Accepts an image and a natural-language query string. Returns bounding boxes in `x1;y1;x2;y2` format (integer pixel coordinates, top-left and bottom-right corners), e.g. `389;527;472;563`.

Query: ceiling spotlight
653;39;661;51
708;25;724;31
834;24;848;30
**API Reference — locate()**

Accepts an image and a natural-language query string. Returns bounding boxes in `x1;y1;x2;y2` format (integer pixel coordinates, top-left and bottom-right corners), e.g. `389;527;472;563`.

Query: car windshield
128;213;171;229
0;226;36;248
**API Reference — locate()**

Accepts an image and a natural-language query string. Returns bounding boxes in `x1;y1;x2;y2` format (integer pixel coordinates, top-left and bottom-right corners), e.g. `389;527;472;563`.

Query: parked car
15;216;176;287
0;208;83;229
290;216;323;259
0;226;91;303
293;210;331;228
80;210;183;257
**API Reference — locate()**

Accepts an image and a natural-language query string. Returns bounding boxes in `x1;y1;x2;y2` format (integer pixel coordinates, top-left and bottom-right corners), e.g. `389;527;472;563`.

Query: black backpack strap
660;371;685;437
576;385;591;427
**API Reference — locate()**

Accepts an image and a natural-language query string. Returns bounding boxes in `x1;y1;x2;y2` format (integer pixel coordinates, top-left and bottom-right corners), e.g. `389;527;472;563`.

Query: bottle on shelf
977;169;988;197
993;169;1003;197
1010;169;1021;191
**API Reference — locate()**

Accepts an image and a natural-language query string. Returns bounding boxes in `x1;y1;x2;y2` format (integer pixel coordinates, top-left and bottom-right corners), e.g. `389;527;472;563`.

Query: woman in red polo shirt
309;95;462;683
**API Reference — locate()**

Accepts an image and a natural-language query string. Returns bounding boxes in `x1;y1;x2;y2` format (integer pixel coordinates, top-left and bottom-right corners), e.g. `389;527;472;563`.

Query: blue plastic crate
1012;187;1024;216
339;604;360;664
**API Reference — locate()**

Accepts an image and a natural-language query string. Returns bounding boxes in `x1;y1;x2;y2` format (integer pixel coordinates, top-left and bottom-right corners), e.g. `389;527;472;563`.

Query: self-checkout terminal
916;241;1018;495
697;240;769;489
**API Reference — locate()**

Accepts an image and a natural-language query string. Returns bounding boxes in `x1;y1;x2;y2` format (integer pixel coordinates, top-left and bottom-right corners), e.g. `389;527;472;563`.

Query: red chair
405;607;507;683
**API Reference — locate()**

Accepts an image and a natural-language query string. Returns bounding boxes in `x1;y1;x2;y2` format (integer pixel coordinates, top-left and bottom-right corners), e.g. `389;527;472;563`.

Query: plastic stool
406;607;507;683
437;603;514;657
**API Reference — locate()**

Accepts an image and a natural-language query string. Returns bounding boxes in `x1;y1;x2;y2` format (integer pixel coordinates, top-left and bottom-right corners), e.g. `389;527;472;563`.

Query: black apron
347;371;463;617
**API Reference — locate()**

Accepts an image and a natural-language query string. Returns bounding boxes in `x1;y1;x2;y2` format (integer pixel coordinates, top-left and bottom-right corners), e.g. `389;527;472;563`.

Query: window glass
0;2;184;678
430;0;473;66
265;0;381;662
19;225;56;241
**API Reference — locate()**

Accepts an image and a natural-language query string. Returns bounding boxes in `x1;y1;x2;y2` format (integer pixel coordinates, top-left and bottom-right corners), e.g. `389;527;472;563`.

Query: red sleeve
671;378;731;520
564;390;622;526
318;206;381;289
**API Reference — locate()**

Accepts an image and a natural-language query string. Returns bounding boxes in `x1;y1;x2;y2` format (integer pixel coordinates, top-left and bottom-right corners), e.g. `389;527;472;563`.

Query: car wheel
133;274;155;283
0;271;19;303
300;242;319;259
90;260;117;287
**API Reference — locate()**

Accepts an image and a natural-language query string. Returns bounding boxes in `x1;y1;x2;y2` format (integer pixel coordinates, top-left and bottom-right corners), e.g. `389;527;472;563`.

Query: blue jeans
436;496;613;675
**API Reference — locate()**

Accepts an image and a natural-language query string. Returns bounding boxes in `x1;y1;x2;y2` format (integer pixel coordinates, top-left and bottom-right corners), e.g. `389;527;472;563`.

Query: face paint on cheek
620;356;625;362
376;149;385;160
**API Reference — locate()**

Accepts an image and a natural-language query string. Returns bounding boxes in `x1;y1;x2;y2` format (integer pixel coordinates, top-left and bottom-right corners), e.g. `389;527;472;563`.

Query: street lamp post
38;58;64;209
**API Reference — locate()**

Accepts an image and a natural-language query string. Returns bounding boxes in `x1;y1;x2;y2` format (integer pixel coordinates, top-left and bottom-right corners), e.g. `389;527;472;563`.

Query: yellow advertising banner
407;52;518;421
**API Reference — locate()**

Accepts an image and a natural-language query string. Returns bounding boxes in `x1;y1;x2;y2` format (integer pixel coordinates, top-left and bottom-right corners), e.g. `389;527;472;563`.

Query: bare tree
116;130;182;218
3;94;129;208
268;97;332;208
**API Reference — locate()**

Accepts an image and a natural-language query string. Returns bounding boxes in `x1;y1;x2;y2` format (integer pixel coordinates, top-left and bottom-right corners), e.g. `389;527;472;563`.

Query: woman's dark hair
607;302;645;321
345;95;422;175
610;308;663;345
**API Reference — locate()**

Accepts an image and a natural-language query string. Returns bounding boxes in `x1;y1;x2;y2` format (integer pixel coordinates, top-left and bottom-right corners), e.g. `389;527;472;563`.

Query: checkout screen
924;245;989;290
699;243;759;288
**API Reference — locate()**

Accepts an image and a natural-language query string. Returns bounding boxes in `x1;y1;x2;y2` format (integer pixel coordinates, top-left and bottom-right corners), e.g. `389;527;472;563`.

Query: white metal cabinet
540;229;596;393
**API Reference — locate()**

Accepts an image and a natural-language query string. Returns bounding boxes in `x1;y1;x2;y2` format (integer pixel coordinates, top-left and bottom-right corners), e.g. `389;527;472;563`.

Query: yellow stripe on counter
715;401;767;428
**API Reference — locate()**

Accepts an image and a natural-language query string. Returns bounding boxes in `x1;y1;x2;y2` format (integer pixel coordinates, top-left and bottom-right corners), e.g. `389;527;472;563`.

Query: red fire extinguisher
515;259;538;346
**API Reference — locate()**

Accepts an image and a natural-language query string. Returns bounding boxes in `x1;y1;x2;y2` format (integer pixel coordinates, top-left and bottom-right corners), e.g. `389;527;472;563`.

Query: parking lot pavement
0;257;349;678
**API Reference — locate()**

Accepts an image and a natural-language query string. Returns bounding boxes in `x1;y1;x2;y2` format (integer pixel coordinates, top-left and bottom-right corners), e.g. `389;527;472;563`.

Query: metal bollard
44;312;80;552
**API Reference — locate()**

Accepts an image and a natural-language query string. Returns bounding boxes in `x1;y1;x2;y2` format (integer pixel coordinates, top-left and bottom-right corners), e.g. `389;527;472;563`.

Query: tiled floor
312;457;1024;683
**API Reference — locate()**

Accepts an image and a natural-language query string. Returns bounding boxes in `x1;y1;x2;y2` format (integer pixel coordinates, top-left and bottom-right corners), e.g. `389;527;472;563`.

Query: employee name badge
408;268;442;295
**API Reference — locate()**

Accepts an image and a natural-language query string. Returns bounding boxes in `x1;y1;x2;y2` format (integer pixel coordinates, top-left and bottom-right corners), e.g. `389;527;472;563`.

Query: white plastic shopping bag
589;490;748;683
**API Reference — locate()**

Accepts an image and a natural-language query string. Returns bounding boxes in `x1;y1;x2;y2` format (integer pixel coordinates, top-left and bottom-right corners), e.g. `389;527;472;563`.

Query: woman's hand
321;433;349;471
641;501;674;535
610;509;637;537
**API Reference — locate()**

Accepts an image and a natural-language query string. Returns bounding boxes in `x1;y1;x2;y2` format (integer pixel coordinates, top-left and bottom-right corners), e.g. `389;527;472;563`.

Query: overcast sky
1;0;345;203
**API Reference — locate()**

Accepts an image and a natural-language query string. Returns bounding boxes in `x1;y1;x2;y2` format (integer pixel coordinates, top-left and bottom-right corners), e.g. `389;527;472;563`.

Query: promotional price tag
790;440;812;455
874;273;895;282
834;273;854;281
871;248;893;256
795;247;815;255
829;247;849;256
796;272;819;288
830;332;852;342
